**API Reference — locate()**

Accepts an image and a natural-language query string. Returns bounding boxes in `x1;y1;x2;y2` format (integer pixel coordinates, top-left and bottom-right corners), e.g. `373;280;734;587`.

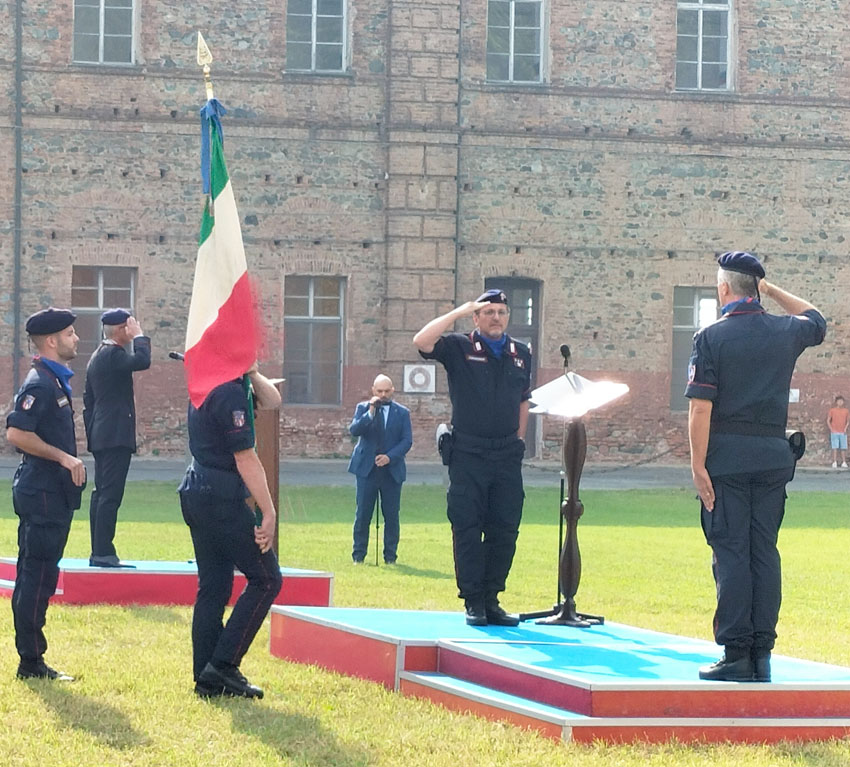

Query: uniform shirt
6;358;78;495
420;331;531;439
187;380;255;472
685;300;826;475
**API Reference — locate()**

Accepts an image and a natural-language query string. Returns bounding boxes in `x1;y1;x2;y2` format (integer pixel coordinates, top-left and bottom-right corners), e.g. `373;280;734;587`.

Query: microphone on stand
560;344;571;371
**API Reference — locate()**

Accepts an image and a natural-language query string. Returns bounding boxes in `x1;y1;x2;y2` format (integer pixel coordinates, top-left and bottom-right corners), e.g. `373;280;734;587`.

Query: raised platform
0;557;333;607
269;606;850;744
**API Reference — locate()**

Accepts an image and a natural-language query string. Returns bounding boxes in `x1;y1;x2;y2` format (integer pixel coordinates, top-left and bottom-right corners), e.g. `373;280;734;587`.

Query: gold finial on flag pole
197;32;214;100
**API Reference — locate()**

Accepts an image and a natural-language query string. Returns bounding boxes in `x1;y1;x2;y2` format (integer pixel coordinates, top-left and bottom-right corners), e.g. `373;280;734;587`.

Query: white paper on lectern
529;372;629;418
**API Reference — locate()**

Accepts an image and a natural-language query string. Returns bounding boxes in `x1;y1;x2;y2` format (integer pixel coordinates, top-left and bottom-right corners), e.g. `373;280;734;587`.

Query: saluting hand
126;316;142;338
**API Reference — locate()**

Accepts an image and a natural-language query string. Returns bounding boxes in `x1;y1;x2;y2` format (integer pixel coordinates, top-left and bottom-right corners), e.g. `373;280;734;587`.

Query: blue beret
476;288;508;305
25;307;76;336
717;251;765;279
101;308;131;325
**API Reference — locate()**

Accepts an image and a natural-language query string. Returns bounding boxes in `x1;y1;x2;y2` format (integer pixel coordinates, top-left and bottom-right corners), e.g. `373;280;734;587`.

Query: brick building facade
2;0;848;465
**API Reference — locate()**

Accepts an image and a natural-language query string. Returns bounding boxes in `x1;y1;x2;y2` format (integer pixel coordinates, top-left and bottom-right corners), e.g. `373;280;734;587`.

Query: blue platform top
276;606;850;687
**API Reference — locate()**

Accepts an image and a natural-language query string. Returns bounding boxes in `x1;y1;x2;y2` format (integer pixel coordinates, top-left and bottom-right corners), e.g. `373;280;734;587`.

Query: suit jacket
83;336;152;453
347;400;412;484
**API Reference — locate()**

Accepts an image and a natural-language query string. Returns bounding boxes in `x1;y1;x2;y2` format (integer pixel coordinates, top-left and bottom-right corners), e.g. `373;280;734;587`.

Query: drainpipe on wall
453;0;463;304
12;0;24;389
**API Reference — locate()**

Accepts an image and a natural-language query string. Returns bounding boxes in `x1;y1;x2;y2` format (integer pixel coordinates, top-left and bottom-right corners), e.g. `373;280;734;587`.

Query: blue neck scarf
39;357;74;395
478;331;507;359
721;296;763;316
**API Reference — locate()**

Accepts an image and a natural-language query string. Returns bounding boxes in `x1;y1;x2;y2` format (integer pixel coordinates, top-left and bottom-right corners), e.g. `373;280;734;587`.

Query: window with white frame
670;286;718;410
73;0;134;65
70;265;136;376
283;276;345;405
286;0;346;73
486;0;543;83
676;0;730;91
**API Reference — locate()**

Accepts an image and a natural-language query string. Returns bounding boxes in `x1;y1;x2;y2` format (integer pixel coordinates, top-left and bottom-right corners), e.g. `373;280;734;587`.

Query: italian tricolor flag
184;108;258;408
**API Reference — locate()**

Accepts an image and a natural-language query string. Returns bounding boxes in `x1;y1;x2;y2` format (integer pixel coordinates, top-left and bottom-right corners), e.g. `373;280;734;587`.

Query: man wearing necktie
347;375;413;564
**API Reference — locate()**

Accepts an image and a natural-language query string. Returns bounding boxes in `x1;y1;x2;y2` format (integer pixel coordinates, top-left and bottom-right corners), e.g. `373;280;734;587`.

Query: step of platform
0;557;334;607
400;671;850;745
436;638;850;719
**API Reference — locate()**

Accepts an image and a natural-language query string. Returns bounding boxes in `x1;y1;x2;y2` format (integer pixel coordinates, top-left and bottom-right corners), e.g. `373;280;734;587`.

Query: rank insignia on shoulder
232;410;246;427
21;394;36;411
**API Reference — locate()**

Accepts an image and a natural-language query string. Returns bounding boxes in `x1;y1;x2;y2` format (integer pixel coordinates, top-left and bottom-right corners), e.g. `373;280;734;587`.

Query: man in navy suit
83;309;151;567
348;374;412;564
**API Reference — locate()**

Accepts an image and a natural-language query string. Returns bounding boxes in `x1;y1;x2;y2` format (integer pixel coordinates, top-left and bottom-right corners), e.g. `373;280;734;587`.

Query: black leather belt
711;420;785;438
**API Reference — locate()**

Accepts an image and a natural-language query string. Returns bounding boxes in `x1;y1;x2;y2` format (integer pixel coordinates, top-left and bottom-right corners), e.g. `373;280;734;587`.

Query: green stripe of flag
198;121;230;247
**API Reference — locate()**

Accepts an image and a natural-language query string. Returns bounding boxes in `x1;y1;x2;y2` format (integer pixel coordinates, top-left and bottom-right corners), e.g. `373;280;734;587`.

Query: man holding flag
179;41;282;699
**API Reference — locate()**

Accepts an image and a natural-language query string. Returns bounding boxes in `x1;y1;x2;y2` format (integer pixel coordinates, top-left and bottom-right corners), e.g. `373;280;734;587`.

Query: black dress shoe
485;603;520;627
198;663;263;699
698;655;754;682
17;660;74;681
752;654;771;682
464;601;487;626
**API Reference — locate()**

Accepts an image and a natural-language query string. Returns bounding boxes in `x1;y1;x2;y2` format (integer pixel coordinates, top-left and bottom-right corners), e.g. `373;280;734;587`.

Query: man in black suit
83;309;151;567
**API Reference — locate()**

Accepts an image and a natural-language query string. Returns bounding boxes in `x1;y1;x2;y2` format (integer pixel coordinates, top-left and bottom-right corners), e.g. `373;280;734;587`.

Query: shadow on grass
130;605;188;624
23;680;151;749
217;698;369;766
391;563;453;579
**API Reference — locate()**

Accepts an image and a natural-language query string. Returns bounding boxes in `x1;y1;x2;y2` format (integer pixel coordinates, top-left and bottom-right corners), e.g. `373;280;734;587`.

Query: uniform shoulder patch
21;394;36;411
688;364;696;383
232;410;246;428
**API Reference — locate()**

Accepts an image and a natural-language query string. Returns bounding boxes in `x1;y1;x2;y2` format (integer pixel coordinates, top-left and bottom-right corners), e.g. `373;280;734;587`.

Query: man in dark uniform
83;308;151;568
6;308;87;681
179;365;283;698
414;289;531;626
686;252;826;682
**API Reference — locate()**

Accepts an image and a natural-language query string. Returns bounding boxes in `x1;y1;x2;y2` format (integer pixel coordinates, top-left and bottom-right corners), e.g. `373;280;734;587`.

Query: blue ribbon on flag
199;98;227;194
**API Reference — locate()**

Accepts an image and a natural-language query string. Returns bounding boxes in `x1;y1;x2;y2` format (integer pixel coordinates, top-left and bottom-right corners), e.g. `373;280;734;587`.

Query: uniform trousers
701;466;795;652
352;467;402;563
12;488;72;661
179;491;282;681
446;437;525;603
89;447;132;558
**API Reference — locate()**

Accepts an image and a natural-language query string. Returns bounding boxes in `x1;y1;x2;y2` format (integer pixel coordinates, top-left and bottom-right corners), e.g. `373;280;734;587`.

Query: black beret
717;251;765;280
25;307;76;336
475;288;508;305
101;308;131;325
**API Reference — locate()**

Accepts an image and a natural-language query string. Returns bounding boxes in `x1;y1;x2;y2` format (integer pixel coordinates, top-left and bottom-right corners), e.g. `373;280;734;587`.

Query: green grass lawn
1;480;850;765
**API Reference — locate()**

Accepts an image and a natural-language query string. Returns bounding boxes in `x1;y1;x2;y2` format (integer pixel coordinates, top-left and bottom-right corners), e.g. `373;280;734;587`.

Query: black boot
484;597;520;627
464;599;487;626
752;650;771;682
698;646;754;682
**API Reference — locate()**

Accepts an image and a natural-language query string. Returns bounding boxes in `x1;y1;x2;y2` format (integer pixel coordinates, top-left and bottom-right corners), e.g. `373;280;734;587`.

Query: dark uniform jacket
420;331;532;439
685;300;826;476
179;379;256;500
83;336;151;453
6;358;83;512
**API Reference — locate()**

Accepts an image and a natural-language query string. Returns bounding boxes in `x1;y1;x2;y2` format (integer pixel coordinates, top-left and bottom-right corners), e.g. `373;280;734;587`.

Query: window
486;0;543;83
671;286;718;410
283;276;345;405
676;0;730;91
286;0;346;73
70;265;136;375
73;0;134;65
